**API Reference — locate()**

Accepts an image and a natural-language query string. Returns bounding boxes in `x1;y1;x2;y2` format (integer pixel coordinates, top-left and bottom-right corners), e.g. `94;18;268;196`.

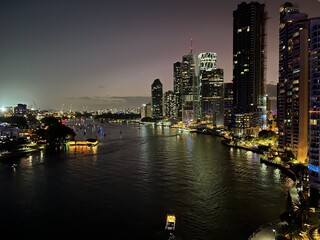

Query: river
0;121;292;239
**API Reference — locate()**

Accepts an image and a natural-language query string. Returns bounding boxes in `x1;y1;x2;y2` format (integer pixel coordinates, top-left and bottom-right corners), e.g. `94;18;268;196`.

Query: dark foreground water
0;121;292;239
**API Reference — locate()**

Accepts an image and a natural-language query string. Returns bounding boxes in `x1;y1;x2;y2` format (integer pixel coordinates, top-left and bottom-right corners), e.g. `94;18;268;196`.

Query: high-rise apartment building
198;52;224;126
308;18;320;192
151;79;163;119
173;62;182;119
233;2;266;129
278;2;309;162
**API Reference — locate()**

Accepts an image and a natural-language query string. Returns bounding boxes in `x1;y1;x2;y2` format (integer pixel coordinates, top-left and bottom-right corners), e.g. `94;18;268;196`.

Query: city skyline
0;0;319;111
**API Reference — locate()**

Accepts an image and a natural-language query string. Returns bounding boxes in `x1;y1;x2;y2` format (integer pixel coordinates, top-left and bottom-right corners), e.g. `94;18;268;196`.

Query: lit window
310;119;317;125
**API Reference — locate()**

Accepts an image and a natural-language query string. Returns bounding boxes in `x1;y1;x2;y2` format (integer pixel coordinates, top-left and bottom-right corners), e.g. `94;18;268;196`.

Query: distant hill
266;84;277;97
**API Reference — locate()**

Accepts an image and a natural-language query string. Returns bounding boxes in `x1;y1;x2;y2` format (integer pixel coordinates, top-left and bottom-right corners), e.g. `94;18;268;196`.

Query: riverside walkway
248;220;287;239
248;168;300;240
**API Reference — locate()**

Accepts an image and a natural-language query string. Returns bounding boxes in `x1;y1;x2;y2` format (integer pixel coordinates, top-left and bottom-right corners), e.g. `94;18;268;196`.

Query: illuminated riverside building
224;83;233;129
234;113;255;137
198;52;224;126
181;52;197;122
277;2;309;162
173;62;182;119
308;18;320;192
164;91;177;119
233;2;266;131
151;79;163;119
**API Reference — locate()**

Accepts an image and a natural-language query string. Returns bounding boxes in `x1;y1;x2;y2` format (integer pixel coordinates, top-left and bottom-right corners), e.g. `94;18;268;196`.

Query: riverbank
221;139;265;154
248;156;302;239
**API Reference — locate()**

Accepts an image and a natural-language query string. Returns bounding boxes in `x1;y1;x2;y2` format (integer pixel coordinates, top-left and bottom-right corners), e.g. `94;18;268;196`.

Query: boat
165;214;176;231
68;139;99;147
86;138;99;146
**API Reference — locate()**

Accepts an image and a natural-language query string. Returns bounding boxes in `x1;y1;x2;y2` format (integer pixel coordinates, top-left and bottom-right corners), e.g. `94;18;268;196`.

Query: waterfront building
277;2;309;162
224;83;234;129
198;52;224;126
308;18;320;193
151;79;163;119
181;52;197;123
233;2;267;131
173;62;182;119
164;91;177;119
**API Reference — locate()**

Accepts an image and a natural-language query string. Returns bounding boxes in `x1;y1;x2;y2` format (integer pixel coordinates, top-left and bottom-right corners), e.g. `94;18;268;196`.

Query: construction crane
33;100;40;111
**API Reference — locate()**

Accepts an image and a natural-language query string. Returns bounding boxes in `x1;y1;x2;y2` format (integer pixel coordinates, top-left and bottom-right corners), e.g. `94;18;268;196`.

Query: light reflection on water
0;123;290;240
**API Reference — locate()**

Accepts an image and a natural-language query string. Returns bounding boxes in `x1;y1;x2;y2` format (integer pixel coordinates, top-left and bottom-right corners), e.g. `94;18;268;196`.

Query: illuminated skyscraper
233;2;266;129
198;52;224;126
308;17;320;194
278;2;309;162
151;79;163;119
173;62;182;119
181;52;196;122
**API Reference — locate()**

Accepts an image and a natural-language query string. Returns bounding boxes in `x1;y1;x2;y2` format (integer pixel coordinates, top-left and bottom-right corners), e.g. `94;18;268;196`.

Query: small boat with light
165;214;176;231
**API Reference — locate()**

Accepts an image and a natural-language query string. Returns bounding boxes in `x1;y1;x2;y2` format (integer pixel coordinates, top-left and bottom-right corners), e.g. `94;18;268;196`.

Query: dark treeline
0;116;28;128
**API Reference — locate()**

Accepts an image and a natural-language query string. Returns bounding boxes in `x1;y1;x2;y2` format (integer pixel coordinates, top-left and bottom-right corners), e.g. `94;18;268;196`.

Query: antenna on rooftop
190;38;193;55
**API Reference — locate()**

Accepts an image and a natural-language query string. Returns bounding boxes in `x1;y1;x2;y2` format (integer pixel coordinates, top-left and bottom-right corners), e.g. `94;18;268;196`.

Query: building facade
164;91;177;119
224;83;234;129
141;103;152;119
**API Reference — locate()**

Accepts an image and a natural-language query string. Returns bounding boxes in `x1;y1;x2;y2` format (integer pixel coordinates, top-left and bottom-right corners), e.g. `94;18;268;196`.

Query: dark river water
0;121;292;240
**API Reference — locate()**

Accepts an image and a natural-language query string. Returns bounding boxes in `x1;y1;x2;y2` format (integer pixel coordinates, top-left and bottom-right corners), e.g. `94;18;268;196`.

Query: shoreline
221;139;265;154
214;133;299;239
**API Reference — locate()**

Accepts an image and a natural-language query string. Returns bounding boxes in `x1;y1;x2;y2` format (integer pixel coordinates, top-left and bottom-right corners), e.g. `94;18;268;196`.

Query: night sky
0;0;319;111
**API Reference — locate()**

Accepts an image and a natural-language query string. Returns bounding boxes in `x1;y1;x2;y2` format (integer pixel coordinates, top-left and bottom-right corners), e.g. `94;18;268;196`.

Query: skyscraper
308;17;320;193
181;52;196;122
164;91;177;119
173;62;182;119
278;2;309;162
233;2;266;129
198;52;224;126
151;79;163;119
